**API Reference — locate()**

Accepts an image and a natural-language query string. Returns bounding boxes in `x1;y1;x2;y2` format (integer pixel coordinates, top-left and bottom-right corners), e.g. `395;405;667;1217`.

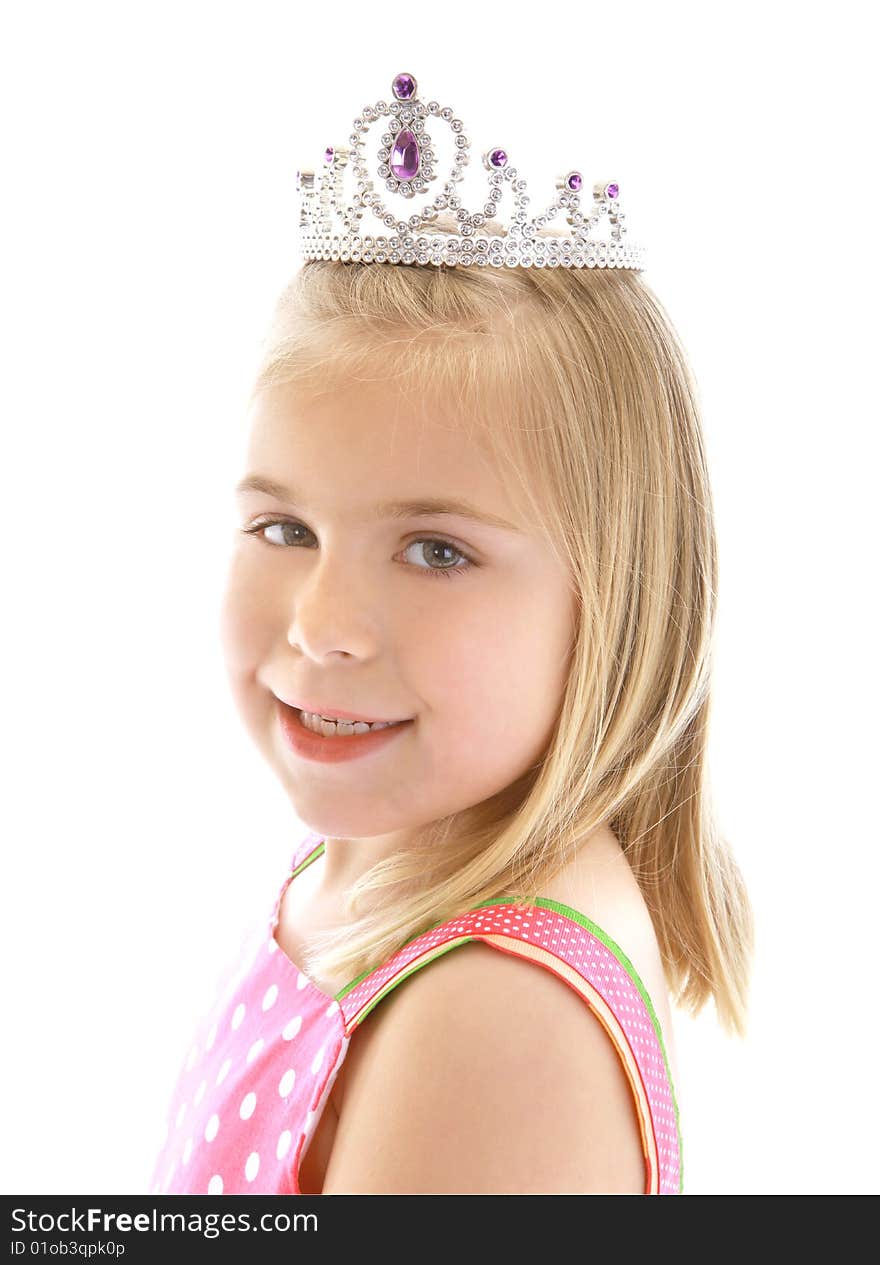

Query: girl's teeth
299;710;400;737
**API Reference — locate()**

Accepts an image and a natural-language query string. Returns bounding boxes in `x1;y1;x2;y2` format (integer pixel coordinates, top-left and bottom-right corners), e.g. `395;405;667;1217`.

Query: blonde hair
248;214;754;1038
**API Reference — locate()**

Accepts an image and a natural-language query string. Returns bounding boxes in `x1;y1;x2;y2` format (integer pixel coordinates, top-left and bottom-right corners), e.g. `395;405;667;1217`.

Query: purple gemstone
390;128;421;181
489;148;507;167
567;171;583;192
324;147;334;164
606;182;619;199
392;73;416;100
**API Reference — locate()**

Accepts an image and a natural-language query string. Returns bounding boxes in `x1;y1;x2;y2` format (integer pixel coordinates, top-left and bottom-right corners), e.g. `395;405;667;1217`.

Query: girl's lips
277;699;414;764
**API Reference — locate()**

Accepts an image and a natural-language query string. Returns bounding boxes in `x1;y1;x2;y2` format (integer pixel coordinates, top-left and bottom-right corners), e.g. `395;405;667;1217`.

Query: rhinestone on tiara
295;70;646;270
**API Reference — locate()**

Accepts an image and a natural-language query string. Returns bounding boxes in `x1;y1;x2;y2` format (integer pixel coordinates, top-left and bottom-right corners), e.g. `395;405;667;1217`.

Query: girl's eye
400;538;473;579
239;518;475;580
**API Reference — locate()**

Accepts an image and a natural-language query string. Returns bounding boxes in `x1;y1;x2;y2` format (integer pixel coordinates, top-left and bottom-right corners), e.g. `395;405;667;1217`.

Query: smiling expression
220;378;577;845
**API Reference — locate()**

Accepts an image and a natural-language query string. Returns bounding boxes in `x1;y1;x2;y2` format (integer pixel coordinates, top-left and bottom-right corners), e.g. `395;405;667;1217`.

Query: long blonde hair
247;215;754;1038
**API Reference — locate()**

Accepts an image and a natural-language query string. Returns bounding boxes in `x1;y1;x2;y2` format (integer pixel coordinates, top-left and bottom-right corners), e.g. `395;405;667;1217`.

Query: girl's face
220;379;576;850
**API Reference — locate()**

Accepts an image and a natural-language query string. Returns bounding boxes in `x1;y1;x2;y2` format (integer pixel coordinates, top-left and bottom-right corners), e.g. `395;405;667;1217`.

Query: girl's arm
321;939;646;1195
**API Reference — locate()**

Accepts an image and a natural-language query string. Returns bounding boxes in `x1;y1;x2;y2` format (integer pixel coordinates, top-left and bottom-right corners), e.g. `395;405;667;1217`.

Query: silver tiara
295;70;646;271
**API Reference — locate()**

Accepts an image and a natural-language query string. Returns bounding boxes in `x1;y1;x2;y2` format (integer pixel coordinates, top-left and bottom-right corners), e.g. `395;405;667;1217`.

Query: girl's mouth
277;700;414;764
298;709;405;736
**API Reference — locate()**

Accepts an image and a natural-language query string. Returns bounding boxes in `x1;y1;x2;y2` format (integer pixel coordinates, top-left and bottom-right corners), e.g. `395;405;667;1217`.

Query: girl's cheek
219;577;266;681
220;548;270;643
218;579;244;665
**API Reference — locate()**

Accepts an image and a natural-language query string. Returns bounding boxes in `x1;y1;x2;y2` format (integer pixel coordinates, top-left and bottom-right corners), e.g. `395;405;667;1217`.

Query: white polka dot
278;1068;296;1098
325;1000;340;1018
204;1023;217;1052
310;1045;325;1075
204;1114;220;1142
175;1101;187;1128
194;1079;207;1106
276;1130;292;1160
239;1091;257;1120
296;972;309;990
245;1151;260;1182
207;1174;223;1195
267;936;278;955
216;1058;232;1086
246;1038;264;1065
262;983;279;1011
231;1002;246;1030
182;1137;193;1165
282;1015;303;1041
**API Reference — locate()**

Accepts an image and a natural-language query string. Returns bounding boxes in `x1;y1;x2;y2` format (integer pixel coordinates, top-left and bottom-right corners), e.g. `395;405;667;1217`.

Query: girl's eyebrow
234;474;524;533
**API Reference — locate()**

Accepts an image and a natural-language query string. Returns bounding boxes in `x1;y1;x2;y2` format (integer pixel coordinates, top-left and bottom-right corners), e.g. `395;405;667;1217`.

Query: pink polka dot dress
149;829;683;1195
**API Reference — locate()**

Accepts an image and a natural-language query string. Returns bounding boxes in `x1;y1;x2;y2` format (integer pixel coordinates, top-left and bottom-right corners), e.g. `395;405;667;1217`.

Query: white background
2;1;876;1196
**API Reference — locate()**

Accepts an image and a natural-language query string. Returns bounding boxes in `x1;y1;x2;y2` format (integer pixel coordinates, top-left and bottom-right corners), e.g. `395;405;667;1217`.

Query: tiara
295;69;646;271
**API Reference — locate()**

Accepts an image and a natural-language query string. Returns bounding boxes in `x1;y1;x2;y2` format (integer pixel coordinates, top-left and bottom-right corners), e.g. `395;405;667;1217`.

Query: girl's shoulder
323;825;680;1194
533;824;679;1086
328;926;648;1193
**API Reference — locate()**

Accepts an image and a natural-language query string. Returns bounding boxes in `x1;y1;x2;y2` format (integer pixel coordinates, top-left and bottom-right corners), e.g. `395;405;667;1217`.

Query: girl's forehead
242;384;535;532
247;381;501;475
251;376;474;429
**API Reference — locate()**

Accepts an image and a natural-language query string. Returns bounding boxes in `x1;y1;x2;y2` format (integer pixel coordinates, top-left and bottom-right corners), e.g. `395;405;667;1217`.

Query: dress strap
267;831;325;937
290;831;326;874
334;895;683;1195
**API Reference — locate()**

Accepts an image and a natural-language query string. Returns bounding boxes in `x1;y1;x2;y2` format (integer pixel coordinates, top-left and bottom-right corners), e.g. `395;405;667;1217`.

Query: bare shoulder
537;823;680;1086
322;932;648;1194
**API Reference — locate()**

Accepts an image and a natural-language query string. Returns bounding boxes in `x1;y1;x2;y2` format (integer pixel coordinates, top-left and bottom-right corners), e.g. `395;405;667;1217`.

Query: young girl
149;71;753;1197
